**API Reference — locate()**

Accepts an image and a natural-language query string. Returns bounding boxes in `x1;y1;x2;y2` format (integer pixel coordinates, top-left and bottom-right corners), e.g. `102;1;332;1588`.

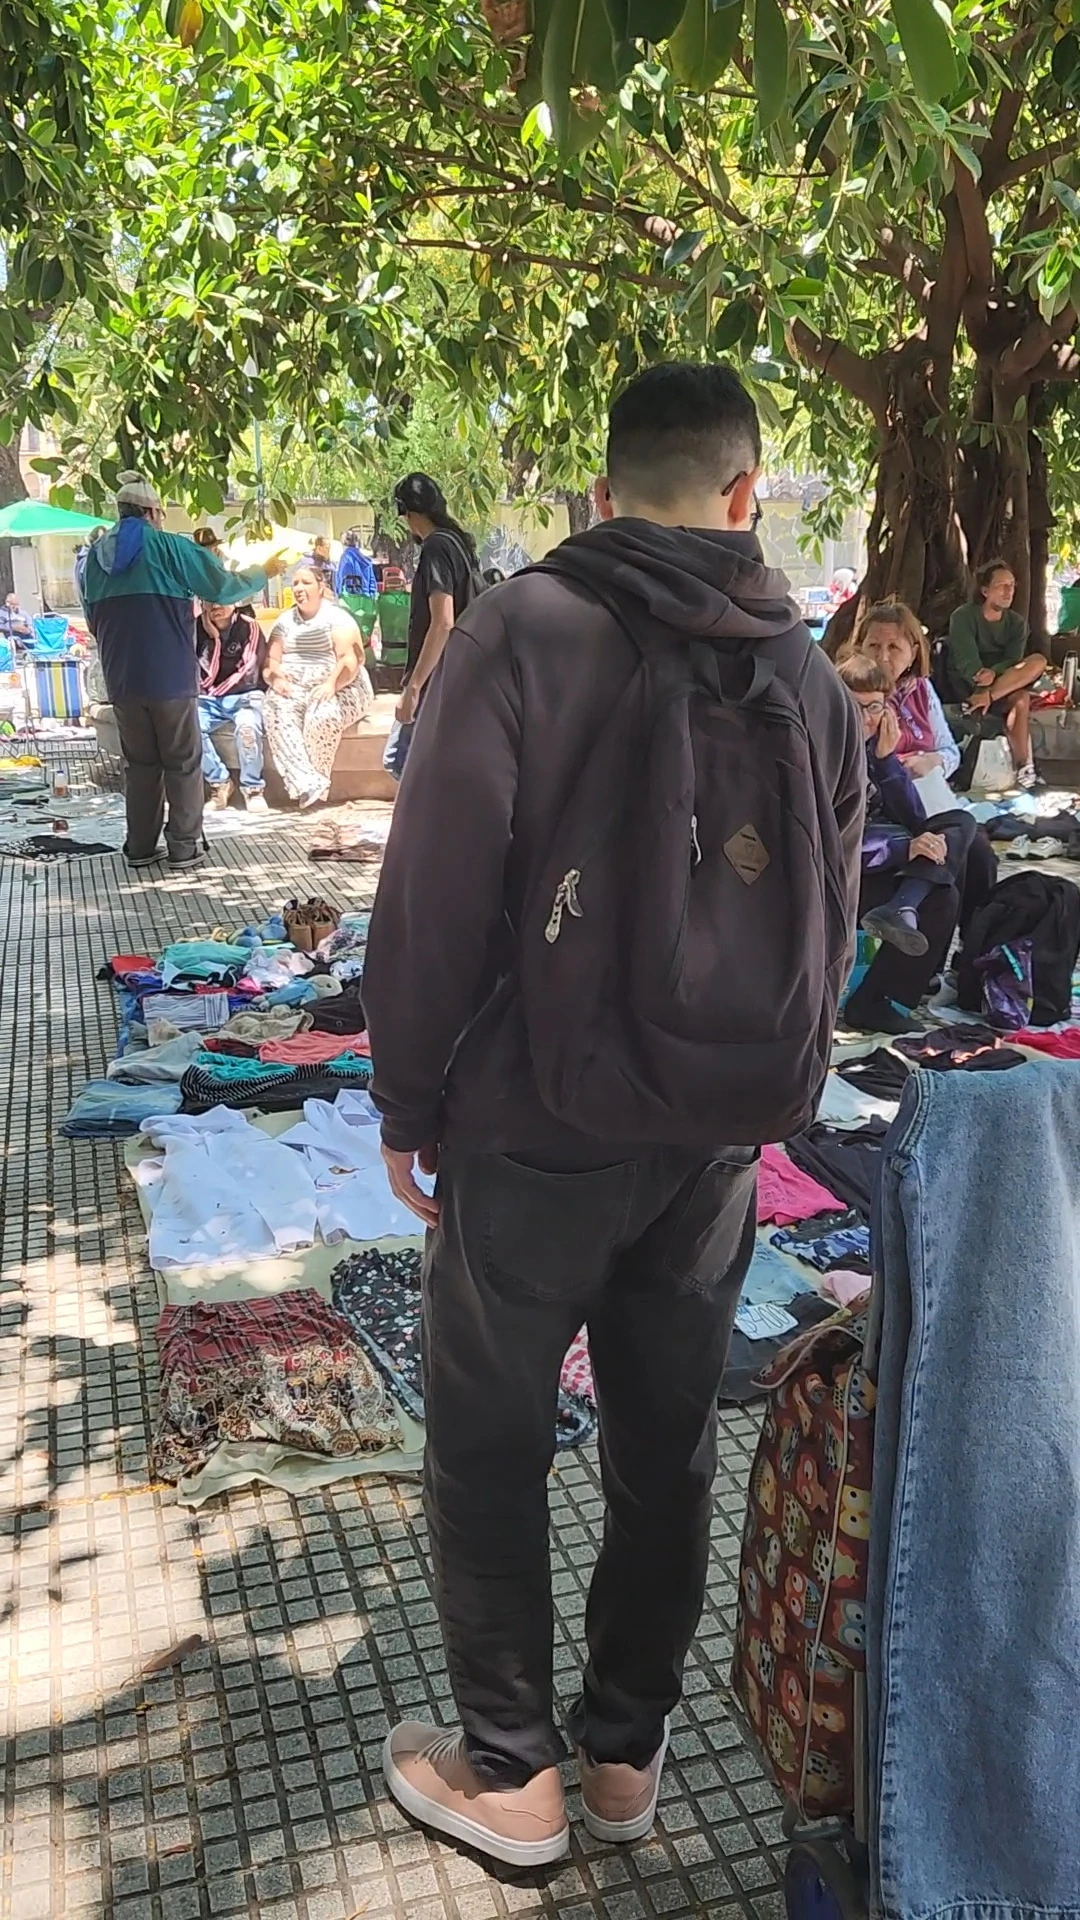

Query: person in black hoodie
363;364;865;1867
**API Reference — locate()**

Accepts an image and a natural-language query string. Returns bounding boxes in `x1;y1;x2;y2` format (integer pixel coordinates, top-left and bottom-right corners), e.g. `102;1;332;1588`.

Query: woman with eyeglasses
836;654;993;1035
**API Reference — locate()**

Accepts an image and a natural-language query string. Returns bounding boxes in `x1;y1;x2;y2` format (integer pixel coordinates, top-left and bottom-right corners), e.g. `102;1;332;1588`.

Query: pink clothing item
561;1327;594;1402
757;1144;842;1226
820;1269;872;1308
258;1031;371;1066
1012;1027;1080;1059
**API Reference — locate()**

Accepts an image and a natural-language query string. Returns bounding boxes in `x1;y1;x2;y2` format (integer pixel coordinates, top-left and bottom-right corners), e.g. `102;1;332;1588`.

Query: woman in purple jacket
838;656;995;1033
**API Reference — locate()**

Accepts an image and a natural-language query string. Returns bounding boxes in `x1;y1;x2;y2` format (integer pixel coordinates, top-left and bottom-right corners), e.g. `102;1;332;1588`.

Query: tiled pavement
0;748;786;1920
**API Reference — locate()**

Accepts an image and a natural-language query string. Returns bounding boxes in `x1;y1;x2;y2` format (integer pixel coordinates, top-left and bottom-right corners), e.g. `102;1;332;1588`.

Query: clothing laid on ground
784;1120;889;1217
739;1237;815;1306
416;1144;757;1789
756;1143;841;1225
139;1110;319;1269
820;1269;872;1307
1010;1025;1080;1058
719;1290;836;1405
890;675;960;777
364;522;865;1159
258;1030;370;1067
278;1096;427;1242
264;604;373;802
868;1064;1080;1920
160;941;250;985
114;697;205;864
152;1291;404;1484
308;821;389;863
106;1032;205;1084
945;602;1029;695
61;1081;183;1139
179;1059;373;1114
405;529;478;678
816;1070;902;1127
835;1049;912;1101
142;989;231;1034
893;1026;1027;1072
8;834;117;860
769;1220;871;1273
330;1244;599;1451
306;978;367;1035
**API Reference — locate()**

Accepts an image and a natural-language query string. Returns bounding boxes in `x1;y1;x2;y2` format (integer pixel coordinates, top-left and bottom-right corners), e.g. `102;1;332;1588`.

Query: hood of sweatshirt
539;518;803;646
93;516;147;577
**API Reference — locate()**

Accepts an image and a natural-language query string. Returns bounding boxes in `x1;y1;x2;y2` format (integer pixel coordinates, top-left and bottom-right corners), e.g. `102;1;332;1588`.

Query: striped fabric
33;660;84;720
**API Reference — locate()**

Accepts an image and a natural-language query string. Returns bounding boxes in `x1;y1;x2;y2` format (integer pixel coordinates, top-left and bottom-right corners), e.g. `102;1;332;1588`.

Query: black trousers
114;698;204;862
422;1145;758;1789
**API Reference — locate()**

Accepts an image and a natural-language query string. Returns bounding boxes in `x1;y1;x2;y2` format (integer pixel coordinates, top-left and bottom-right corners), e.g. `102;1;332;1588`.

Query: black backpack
517;588;853;1147
957;871;1080;1027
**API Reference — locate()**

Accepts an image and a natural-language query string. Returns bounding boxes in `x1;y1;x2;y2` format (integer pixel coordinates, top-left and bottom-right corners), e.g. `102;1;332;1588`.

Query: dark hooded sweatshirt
362;520;866;1160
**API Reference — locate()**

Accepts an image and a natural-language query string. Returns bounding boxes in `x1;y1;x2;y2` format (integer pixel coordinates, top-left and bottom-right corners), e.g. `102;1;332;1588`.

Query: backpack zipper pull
545;868;583;943
691;814;702;867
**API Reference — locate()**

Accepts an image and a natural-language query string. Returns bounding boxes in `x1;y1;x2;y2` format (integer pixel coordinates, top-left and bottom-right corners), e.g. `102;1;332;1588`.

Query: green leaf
213;209;237;244
50;484;75;510
803;102;839;170
752;0;789;127
626;0;687;39
889;0;960;104
1050;178;1080;223
784;274;825;296
712;295;753;348
663;228;704;266
1052;31;1080;91
198;473;226;514
39;256;65;302
668;0;743;90
542;0;617;147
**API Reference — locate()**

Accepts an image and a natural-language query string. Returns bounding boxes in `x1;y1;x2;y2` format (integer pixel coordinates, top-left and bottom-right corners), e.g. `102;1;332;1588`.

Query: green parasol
0;499;108;538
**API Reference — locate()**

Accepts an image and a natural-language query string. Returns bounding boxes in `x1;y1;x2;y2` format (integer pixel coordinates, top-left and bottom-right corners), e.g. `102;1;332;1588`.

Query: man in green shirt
947;560;1046;788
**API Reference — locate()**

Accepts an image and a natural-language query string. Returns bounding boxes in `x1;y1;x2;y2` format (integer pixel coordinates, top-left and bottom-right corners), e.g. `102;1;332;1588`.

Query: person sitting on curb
946;561;1046;788
196;600;269;813
839;654;993;1035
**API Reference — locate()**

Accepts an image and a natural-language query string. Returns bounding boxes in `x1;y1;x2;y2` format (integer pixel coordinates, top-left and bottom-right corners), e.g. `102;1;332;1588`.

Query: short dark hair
972;557;1014;602
606;362;762;510
838;654;891;696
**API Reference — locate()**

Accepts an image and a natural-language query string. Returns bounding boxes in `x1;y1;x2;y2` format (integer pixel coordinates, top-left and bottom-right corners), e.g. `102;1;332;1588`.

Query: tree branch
952;164;992;303
863;228;934;310
1001;306;1079;383
395;233;679;290
991;135;1080;192
786;318;885;420
981;87;1024;190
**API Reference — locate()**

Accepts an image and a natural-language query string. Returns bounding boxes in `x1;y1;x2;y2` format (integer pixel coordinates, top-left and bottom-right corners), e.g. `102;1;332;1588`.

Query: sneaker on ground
1016;762;1039;791
579;1719;670;1844
842;989;920;1037
382;1723;569;1869
206;781;232;810
860;905;929;958
1006;835;1032;861
167;851;206;871
242;790;269;814
123;847;162;868
1008;835;1065;862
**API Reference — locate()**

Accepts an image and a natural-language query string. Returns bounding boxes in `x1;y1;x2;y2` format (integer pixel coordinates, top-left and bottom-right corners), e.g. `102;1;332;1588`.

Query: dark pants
422;1145;758;1790
114;698;204;862
860;807;996;1007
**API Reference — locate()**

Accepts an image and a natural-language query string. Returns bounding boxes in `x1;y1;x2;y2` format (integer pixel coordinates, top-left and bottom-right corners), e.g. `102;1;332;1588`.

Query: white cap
115;470;163;512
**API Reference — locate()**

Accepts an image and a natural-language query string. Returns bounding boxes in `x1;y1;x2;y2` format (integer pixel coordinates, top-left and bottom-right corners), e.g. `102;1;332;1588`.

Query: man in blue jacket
82;473;280;869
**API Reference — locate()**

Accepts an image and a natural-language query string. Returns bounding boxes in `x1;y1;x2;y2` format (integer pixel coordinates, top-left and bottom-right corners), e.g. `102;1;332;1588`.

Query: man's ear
723;467;761;529
593;475;615;522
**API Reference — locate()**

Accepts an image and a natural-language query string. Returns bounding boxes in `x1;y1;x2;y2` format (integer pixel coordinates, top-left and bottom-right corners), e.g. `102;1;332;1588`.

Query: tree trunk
558;487;594;534
0;433;28;600
1027;413;1052;647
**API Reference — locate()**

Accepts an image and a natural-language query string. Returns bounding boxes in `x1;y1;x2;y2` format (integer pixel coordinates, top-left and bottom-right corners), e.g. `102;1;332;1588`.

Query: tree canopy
5;0;1080;630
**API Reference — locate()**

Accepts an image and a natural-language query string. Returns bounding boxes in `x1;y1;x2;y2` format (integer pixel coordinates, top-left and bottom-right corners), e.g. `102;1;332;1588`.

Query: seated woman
853;598;960;777
838;656;994;1035
946;560;1047;787
263;565;374;807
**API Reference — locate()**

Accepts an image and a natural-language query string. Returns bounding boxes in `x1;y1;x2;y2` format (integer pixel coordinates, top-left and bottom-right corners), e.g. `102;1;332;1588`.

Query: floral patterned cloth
153;1291;404;1483
331;1249;598;1449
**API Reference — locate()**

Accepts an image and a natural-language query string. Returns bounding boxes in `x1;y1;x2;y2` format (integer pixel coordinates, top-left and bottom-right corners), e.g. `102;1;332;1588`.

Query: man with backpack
362;364;866;1867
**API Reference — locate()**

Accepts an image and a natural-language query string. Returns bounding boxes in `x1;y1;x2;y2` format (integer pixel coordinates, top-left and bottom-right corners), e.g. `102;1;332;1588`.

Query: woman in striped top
264;565;374;805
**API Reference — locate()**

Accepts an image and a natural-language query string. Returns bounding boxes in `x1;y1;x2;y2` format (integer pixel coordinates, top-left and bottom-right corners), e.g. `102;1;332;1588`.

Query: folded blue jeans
869;1062;1080;1920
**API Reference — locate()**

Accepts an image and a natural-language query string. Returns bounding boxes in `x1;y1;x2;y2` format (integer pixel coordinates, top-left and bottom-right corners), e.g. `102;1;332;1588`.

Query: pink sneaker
579;1718;671;1842
382;1722;570;1867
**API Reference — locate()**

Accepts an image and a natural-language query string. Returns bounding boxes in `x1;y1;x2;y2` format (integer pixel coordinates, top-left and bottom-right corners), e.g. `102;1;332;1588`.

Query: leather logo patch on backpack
725;823;770;884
